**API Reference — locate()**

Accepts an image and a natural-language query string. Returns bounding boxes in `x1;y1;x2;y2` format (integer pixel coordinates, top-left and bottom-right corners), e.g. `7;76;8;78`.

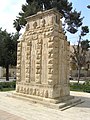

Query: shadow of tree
70;91;90;108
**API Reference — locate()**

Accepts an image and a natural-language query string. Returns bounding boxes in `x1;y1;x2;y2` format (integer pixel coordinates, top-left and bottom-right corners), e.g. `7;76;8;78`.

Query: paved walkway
0;91;90;120
0;109;25;120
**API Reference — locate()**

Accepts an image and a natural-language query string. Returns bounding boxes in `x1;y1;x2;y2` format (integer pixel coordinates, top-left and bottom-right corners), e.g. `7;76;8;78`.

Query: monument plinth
15;9;81;108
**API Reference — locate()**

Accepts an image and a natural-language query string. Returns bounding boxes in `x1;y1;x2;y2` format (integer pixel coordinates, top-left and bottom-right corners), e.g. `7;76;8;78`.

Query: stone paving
0;109;25;120
0;91;90;120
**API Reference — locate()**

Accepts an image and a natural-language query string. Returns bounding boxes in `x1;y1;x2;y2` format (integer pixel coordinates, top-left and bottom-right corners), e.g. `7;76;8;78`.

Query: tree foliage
87;5;90;9
0;28;18;80
13;0;83;34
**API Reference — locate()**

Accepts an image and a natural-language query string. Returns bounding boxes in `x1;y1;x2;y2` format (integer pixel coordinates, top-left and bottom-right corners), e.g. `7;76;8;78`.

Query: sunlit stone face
16;9;70;102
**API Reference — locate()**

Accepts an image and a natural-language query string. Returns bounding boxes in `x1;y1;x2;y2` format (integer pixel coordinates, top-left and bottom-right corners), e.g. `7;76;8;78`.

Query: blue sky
0;0;26;32
0;0;90;44
68;0;90;44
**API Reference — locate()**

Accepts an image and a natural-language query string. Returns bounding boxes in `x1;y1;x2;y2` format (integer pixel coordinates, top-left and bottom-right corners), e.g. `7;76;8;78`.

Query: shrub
0;81;16;91
70;80;90;93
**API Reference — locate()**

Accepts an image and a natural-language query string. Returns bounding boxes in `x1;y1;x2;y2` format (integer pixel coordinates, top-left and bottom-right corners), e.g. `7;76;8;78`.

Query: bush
0;81;16;91
70;81;90;93
83;81;90;93
70;83;83;92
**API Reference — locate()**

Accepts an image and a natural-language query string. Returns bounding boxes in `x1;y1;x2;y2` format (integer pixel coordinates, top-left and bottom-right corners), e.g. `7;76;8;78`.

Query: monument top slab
26;8;62;22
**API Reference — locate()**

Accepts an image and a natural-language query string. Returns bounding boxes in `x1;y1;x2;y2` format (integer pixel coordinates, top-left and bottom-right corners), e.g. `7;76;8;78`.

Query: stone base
10;92;83;110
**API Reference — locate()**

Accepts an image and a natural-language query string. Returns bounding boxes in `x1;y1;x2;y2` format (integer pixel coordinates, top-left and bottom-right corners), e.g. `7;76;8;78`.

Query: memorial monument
15;9;80;108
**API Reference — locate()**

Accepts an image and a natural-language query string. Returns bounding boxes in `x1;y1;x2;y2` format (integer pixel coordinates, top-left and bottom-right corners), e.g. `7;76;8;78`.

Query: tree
0;28;18;81
13;0;83;34
70;26;89;83
87;5;90;9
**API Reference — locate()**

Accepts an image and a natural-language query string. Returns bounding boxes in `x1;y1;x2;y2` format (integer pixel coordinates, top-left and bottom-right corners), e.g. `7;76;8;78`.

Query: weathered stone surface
16;8;70;103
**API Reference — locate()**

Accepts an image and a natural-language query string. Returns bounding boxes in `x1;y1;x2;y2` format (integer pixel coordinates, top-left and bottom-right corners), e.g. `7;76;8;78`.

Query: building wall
70;45;90;77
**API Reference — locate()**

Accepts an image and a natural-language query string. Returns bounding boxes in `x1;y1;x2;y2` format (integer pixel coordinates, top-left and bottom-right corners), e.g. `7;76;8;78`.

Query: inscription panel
41;38;48;84
21;42;27;81
30;40;37;82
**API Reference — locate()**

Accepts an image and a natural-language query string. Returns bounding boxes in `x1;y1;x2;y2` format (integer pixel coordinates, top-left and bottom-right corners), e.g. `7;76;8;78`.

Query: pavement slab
0;91;90;120
0;109;25;120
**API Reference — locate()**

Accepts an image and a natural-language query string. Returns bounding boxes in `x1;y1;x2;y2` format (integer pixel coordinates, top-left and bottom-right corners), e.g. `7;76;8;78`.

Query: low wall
70;70;90;77
0;67;16;78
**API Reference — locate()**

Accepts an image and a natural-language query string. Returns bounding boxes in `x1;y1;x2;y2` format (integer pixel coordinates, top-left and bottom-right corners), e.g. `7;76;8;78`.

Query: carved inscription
41;38;48;84
21;42;27;81
30;40;37;82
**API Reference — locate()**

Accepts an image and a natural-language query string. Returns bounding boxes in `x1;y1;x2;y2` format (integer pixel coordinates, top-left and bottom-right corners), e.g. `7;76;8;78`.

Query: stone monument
15;9;81;108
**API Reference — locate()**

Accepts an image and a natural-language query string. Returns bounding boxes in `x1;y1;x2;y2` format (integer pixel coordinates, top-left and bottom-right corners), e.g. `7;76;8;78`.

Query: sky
0;0;26;32
68;0;90;44
0;0;90;44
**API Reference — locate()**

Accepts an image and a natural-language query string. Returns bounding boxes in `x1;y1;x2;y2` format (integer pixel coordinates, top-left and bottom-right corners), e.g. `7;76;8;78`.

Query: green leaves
81;26;89;36
65;10;83;34
13;20;21;32
0;29;17;67
87;5;90;9
13;0;83;34
81;40;90;51
70;82;90;93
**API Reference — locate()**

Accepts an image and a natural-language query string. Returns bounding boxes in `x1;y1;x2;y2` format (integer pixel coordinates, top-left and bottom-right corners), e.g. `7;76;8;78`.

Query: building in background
70;45;90;78
0;66;16;78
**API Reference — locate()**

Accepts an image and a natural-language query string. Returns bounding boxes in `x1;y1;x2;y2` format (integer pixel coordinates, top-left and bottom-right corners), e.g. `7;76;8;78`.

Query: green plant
70;80;90;93
0;81;16;91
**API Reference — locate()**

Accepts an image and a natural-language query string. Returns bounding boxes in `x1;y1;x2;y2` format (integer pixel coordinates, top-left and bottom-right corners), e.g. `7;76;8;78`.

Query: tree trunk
77;66;80;84
6;65;9;81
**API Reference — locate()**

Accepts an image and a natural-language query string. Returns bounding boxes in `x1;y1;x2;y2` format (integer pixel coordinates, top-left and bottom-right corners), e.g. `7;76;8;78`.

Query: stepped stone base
11;92;83;110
